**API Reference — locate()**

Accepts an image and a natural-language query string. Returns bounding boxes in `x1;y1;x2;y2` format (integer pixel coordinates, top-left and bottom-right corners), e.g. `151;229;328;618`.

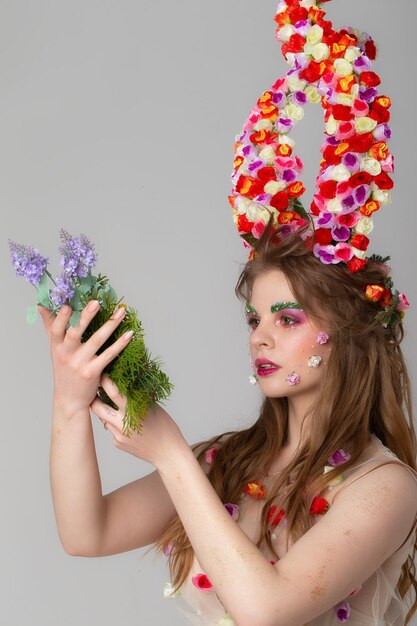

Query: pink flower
316;332;330;344
192;573;213;591
163;543;174;556
252;221;267;239
334;242;354;262
224;503;240;520
328;450;351;467
397;293;410;312
286;372;300;385
205;447;219;464
335;601;350;623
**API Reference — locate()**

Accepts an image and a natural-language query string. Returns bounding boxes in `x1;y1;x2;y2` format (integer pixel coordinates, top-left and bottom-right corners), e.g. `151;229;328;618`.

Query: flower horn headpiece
229;0;409;326
230;0;392;268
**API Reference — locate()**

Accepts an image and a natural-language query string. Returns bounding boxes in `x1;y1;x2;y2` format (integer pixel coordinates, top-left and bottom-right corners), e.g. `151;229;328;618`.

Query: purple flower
272;91;286;107
335;601;350;623
313;244;336;265
224;503;240;521
341;195;356;212
248;160;264;172
331;226;350;242
353;185;371;206
59;229;96;279
316;212;335;228
342;153;360;172
328;449;351;467
50;274;75;307
354;56;371;73
294;91;307;106
373;124;391;141
9;240;49;286
277;117;294;133
360;87;378;103
282;169;297;183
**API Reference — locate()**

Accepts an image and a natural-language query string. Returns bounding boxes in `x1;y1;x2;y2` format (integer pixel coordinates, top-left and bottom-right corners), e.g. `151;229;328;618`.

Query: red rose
315;228;333;245
350;233;370;251
373;172;394;190
288;6;308;23
348;171;373;188
360;71;381;88
319;180;338;199
237;214;255;234
257;166;276;184
322;145;342;166
310;497;330;514
369;101;391;124
347;257;368;273
282;33;306;57
192;573;213;591
331;105;354;121
310;200;321;216
299;60;322;83
365;39;377;60
270;191;289;211
348;133;375;153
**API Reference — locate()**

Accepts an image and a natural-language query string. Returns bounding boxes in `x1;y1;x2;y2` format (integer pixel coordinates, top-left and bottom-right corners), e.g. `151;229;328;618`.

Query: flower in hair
310;496;330;514
267;505;286;526
230;0;396;276
244;480;267;499
335;600;351;623
328;449;351;467
205;447;219;464
224;503;240;520
192;574;214;591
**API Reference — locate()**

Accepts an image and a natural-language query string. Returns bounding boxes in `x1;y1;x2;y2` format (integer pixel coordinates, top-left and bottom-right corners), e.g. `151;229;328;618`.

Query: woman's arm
154;439;417;626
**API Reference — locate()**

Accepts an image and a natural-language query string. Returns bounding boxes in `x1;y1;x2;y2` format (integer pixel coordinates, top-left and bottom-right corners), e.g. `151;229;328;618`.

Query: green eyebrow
270;301;302;313
245;301;302;316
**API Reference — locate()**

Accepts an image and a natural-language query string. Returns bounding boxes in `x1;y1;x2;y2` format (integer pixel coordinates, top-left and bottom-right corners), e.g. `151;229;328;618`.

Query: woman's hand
91;374;185;467
38;301;133;416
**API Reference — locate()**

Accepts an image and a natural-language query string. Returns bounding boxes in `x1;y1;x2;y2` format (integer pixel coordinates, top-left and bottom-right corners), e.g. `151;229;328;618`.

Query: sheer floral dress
163;435;417;626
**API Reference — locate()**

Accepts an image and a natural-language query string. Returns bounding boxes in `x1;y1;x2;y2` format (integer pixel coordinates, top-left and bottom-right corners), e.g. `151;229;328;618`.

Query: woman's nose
250;322;275;349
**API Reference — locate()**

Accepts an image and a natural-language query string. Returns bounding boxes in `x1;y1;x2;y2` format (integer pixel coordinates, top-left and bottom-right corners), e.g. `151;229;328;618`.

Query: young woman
39;222;417;626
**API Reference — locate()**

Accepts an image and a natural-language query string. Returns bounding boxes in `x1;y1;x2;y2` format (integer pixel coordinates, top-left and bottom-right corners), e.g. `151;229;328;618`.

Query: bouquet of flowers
9;229;173;436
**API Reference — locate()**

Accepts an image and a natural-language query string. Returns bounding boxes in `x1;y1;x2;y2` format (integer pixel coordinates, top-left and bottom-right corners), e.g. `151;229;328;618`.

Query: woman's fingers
99;374;127;410
38;304;72;344
93;328;134;371
90;396;123;443
65;299;101;342
82;306;128;358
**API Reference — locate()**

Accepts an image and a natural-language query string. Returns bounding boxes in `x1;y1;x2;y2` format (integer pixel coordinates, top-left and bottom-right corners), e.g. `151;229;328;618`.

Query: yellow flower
336;93;355;107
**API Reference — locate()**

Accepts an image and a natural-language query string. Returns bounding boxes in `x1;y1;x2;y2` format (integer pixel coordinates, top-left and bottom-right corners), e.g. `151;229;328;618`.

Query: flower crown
229;0;408;327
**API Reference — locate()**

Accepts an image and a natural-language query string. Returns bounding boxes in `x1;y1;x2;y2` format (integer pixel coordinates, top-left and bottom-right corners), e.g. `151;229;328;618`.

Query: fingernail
88;300;100;312
113;307;125;320
123;330;134;340
60;305;70;314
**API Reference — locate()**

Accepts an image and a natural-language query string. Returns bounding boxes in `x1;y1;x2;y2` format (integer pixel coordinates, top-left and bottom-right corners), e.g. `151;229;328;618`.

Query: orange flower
360;199;381;217
369;142;389;161
365;284;385;303
277;144;292;157
337;75;355;93
233;156;244;170
258;91;273;108
308;6;326;23
260;104;278;122
287;181;306;197
244;480;267;499
375;96;391;109
334;142;350;156
278;210;297;224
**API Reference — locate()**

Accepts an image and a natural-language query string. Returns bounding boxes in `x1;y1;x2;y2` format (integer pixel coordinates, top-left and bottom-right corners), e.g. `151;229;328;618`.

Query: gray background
1;1;416;625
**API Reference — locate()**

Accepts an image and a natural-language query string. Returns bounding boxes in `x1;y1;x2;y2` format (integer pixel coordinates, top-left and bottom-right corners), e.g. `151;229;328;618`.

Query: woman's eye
247;317;259;329
278;315;297;326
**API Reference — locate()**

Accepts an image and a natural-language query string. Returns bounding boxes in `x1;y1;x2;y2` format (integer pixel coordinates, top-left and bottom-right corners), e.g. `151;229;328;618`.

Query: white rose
355;117;378;134
236;196;251;215
326;198;343;214
372;189;392;205
337;93;355;107
278;135;296;148
344;46;361;62
351;247;367;259
300;0;316;8
311;43;330;62
362;157;382;176
284;103;305;122
326;114;338;135
287;75;307;92
264;180;286;195
279;24;295;43
305;85;322;104
254;119;273;132
258;146;276;162
331;164;351;182
286;52;297;68
307;24;324;46
246;203;264;222
334;58;353;77
355;217;374;236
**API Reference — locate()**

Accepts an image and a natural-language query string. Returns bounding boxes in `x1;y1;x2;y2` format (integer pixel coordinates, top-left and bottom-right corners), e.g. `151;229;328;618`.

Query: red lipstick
255;358;281;377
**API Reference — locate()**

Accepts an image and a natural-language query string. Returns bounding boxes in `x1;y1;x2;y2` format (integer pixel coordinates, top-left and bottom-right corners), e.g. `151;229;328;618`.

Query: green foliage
79;274;173;436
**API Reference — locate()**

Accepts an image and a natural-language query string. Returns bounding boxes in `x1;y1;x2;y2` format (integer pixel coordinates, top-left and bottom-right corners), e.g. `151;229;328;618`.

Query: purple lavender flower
59;229;97;279
9;240;49;286
50;274;75;307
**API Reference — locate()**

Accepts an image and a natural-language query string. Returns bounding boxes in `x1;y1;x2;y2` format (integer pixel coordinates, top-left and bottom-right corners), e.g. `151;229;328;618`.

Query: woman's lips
255;358;281;377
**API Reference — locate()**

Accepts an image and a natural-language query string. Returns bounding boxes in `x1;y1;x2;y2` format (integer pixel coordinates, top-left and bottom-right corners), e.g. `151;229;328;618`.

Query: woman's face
247;270;331;400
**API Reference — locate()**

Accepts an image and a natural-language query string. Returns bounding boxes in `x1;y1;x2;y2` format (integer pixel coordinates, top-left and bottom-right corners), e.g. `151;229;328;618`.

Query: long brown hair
152;220;417;622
